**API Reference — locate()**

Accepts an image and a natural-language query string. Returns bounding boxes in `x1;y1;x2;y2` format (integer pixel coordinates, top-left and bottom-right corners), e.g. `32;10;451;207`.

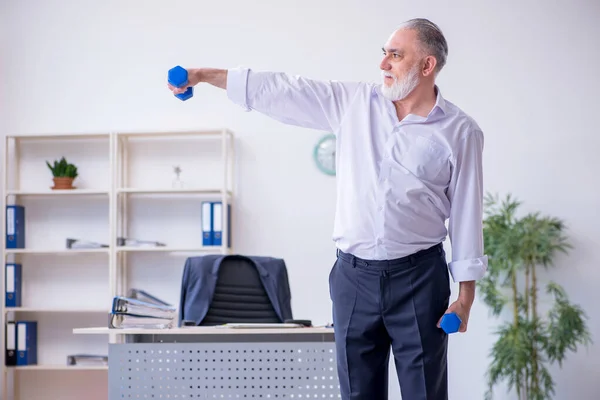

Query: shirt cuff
226;67;251;111
448;255;488;282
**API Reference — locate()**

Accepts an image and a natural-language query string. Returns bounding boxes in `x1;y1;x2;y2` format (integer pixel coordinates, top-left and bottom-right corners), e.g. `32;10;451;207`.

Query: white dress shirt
226;67;488;282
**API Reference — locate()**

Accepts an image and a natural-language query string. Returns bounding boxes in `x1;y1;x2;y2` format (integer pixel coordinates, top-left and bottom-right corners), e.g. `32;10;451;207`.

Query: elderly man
169;18;487;400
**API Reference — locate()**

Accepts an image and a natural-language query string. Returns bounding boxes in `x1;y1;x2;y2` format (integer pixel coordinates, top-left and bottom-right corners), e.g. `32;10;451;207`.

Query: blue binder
5;321;16;366
201;201;213;246
5;263;22;307
211;201;231;247
6;205;25;248
16;321;37;365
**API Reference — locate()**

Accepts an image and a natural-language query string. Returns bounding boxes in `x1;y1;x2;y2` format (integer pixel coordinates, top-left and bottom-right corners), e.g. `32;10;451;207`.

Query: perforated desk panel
75;326;340;399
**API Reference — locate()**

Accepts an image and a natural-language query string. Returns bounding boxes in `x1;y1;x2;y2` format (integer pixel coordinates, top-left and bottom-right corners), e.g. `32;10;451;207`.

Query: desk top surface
73;326;334;335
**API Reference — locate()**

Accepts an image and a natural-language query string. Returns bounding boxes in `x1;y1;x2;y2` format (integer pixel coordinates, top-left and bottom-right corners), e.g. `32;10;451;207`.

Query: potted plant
479;193;592;400
46;156;78;190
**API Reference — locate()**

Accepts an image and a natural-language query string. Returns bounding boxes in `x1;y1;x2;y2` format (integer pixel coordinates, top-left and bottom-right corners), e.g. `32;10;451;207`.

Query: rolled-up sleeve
226;66;362;133
227;67;251;111
446;128;488;282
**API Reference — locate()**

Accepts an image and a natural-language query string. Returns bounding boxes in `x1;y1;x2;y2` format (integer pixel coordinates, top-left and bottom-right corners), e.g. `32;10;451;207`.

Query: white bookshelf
1;129;235;399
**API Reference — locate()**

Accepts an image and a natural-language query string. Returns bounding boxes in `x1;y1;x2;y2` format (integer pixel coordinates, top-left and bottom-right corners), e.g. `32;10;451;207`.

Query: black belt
336;242;443;268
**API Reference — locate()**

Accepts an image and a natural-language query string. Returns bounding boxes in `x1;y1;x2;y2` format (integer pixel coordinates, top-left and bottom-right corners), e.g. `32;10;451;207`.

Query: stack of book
67;354;108;366
66;237;167;249
109;289;176;329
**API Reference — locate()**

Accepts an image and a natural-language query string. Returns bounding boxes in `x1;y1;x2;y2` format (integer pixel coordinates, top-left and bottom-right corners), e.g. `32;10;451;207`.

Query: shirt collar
432;85;448;116
375;83;448;120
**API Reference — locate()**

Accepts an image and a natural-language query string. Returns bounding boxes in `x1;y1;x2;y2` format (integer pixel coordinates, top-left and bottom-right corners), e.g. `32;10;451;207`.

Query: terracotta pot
52;177;75;190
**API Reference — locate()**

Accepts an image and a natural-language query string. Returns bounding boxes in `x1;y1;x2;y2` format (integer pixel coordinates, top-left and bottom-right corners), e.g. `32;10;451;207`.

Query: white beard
380;65;419;101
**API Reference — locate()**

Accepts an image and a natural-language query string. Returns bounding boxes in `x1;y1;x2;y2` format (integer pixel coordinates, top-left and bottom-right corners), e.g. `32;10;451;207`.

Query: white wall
1;0;599;399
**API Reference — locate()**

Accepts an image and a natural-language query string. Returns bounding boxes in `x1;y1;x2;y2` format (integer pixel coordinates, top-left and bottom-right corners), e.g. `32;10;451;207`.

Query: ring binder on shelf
16;321;37;366
5;321;16;366
6;205;25;249
5;263;22;307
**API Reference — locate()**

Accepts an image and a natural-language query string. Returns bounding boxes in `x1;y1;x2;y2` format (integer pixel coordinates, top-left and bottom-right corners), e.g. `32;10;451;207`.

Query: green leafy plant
480;193;591;400
46;156;78;178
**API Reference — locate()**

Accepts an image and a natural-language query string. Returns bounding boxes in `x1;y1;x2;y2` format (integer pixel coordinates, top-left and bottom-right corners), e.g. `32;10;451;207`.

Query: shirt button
377;238;383;244
378;206;383;212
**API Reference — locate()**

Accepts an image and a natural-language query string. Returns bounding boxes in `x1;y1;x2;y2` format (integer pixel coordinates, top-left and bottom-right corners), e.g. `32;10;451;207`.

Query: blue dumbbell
168;65;193;101
440;312;462;334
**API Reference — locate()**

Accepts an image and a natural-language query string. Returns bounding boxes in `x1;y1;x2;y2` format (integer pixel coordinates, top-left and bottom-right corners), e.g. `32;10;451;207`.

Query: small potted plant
46;157;78;190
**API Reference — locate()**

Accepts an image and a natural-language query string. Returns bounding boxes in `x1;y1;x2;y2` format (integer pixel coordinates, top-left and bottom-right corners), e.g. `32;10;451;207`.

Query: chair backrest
200;256;281;326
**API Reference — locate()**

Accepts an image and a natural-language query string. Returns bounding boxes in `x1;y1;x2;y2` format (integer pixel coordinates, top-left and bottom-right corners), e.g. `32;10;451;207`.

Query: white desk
74;326;340;399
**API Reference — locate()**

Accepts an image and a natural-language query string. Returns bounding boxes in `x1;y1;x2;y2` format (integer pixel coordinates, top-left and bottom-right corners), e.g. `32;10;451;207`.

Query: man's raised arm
168;67;364;133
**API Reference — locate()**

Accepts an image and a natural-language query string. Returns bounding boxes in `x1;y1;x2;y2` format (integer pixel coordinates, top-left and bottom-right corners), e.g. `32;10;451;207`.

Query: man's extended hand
437;280;475;333
167;68;228;94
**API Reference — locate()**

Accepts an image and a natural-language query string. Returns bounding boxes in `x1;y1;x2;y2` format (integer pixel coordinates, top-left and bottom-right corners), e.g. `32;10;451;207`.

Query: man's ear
421;55;437;77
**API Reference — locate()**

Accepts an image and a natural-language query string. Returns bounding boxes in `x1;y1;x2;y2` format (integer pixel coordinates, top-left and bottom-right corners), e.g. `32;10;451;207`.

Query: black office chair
200;256;281;325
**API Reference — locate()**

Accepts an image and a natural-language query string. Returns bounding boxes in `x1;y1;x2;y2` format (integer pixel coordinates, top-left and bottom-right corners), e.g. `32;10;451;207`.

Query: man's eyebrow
382;46;402;54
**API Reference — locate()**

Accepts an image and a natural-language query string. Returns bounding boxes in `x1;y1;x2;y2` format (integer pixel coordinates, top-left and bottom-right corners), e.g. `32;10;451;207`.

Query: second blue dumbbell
168;65;193;101
440;312;462;334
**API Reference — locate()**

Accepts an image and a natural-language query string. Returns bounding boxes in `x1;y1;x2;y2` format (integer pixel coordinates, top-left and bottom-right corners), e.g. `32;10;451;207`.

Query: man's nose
380;57;391;70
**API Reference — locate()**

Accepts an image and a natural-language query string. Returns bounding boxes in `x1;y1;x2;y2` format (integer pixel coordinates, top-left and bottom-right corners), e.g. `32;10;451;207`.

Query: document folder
111;296;176;320
5;263;22;307
17;321;37;365
109;289;176;329
109;313;174;329
211;201;231;247
5;321;16;366
202;201;213;245
6;205;25;249
127;288;172;307
67;354;108;366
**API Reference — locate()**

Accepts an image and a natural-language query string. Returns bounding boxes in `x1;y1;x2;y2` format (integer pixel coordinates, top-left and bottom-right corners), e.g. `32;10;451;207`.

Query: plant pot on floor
52;177;75;190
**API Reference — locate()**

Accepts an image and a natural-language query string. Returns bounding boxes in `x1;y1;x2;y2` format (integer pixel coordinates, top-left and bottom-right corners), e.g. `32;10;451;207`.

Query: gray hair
401;18;448;74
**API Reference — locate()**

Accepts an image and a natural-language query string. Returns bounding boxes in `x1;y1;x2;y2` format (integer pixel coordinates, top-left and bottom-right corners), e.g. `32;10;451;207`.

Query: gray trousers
329;243;450;400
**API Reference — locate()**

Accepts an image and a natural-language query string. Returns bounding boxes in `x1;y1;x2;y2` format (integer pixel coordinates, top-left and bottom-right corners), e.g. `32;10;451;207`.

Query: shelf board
4;248;110;255
116;129;233;139
5;188;229;197
117;188;232;196
4;307;107;313
6;133;110;141
5;247;227;255
7;364;108;371
5;189;109;197
116;246;225;253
